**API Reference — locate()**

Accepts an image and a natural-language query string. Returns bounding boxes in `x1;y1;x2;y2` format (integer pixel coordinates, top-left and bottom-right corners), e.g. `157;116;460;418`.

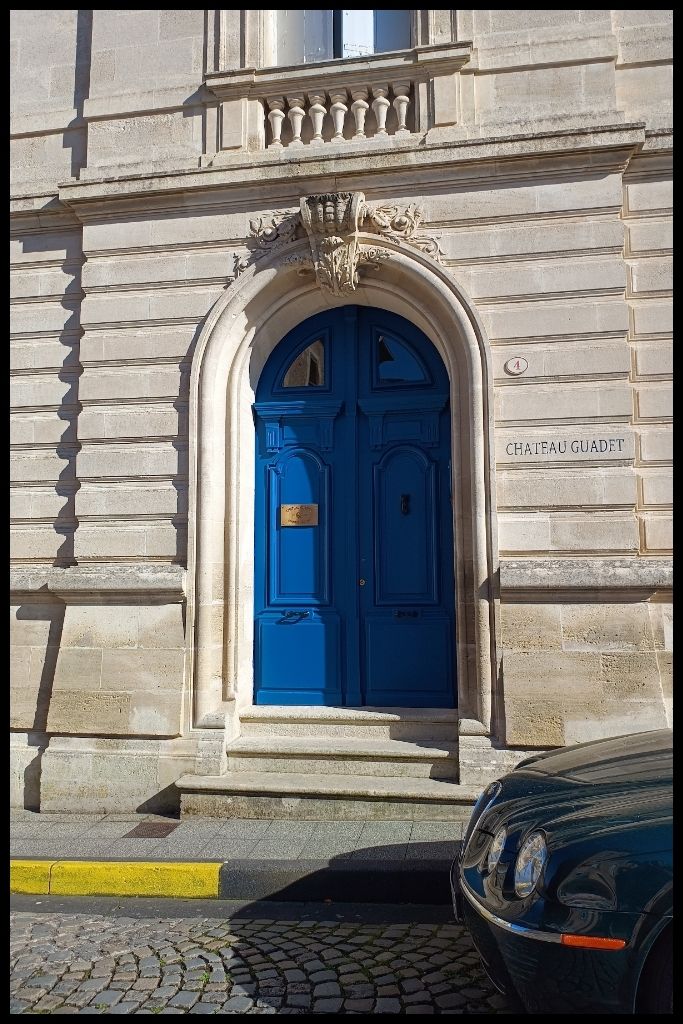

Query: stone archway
186;212;500;765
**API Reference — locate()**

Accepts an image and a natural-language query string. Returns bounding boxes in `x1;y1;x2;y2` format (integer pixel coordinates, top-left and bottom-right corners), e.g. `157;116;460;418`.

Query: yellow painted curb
10;860;54;895
10;861;222;899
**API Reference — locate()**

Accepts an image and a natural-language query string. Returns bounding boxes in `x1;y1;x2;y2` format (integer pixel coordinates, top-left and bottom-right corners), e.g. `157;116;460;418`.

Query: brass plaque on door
280;503;319;527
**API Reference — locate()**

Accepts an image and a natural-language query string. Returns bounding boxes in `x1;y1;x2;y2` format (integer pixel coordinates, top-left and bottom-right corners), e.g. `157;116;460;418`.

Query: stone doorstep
177;772;479;822
226;736;459;760
225;736;460;781
178;772;478;801
240;706;460;742
239;706;460;724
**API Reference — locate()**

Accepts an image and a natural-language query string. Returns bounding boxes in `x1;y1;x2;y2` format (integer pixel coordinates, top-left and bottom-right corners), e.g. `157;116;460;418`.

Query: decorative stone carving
231;193;442;288
299;192;366;295
365;202;445;260
233;211;300;277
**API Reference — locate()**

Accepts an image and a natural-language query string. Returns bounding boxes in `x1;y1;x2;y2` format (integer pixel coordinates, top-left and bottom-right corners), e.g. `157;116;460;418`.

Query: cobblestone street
10;899;515;1014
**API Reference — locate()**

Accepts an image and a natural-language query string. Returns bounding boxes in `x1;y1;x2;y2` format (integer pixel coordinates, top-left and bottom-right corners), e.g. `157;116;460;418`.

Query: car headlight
514;831;547;897
487;827;507;873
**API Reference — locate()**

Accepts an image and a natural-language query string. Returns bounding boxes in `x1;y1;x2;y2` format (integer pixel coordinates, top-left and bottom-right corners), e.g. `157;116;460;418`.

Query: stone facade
10;10;672;813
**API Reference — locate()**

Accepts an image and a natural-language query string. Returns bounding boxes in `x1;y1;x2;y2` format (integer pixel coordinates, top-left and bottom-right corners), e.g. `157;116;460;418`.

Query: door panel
268;452;330;604
256;613;341;706
365;615;453;707
372;447;438;604
254;306;456;708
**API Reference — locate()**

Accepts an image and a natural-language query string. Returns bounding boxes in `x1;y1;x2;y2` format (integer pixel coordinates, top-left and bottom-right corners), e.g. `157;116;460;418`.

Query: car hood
476;729;672;850
513;728;672;785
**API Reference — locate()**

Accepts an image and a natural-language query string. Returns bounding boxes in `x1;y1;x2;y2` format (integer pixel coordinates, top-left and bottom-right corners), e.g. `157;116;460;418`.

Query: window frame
266;9;417;69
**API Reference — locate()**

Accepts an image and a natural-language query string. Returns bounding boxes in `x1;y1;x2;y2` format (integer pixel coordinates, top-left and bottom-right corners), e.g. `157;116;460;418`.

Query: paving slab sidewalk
10;811;467;904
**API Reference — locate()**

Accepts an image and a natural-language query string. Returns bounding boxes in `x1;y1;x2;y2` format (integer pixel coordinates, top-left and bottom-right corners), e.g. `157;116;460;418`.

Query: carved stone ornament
299;192;366;295
365;202;445;261
230;193;442;292
232;211;300;278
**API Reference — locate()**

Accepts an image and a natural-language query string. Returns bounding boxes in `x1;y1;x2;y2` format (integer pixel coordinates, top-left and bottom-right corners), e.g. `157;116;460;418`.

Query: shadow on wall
136;785;183;816
54;324;82;567
62;8;92;178
16;590;66;810
18;228;85;568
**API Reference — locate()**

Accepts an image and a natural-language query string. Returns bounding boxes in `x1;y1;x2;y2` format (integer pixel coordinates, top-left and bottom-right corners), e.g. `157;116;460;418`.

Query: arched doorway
186;225;499;752
253;305;456;708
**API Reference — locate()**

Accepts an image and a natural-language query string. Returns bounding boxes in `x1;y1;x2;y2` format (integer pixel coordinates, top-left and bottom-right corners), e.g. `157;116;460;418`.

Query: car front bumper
450;859;635;1014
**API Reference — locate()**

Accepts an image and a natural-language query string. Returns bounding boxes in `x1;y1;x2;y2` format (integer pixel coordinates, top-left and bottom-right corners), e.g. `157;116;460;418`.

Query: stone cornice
45;123;646;219
205;42;473;100
499;557;672;593
9;194;82;234
10;564;187;601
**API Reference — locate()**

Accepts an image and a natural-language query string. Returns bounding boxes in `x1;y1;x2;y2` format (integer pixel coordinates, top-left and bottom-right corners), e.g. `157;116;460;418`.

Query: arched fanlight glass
376;334;427;384
282;340;325;387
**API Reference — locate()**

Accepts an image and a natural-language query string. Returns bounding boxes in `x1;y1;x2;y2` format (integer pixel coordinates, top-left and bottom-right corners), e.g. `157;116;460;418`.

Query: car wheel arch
634;919;673;1014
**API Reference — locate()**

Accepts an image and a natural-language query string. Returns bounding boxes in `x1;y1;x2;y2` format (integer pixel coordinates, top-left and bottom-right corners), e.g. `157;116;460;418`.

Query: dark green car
451;729;672;1014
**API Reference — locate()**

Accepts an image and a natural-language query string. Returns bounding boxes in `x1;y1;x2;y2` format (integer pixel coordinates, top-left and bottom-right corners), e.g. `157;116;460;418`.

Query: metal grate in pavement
123;821;180;839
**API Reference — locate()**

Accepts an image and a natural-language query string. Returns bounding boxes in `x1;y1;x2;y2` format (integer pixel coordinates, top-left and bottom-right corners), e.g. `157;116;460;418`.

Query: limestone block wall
11;10;83;117
10;10;673;810
9;562;193;813
459;9;624;135
10;600;185;737
74;214;234;562
10;10;88;189
85;9;207;176
623;159;673;555
500;598;671;747
437;169;635;557
612;9;673;130
10;213;84;566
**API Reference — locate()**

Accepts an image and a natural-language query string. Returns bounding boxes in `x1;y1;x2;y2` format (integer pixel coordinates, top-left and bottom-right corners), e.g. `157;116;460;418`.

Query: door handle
401;493;410;515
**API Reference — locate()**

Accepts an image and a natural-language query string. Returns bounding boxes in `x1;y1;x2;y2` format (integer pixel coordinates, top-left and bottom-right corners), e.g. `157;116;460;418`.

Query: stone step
240;705;459;742
225;735;459;779
178;771;480;822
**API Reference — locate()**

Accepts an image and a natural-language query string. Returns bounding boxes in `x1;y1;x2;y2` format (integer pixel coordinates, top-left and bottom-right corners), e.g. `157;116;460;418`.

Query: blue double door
253;306;456;708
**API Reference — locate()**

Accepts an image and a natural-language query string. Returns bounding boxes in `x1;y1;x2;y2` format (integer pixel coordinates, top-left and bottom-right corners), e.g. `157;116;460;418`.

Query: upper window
275;10;412;66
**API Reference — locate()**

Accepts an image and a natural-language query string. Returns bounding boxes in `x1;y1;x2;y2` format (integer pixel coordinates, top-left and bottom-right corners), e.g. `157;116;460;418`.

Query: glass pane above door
282;340;325;387
376;334;428;385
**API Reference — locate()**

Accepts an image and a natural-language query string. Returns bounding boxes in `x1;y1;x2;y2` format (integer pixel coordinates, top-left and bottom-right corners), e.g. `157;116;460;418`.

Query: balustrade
265;82;412;149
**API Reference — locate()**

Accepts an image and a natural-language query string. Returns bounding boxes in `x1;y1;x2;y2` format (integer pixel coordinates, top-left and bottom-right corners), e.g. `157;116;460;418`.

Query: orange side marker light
561;934;626;950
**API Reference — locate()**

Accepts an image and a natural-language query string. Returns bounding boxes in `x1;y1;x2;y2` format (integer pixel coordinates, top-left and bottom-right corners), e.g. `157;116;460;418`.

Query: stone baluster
266;97;286;148
349;86;369;140
307;91;327;146
286;95;306;147
371;84;390;137
329;89;349;141
392;82;411;136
